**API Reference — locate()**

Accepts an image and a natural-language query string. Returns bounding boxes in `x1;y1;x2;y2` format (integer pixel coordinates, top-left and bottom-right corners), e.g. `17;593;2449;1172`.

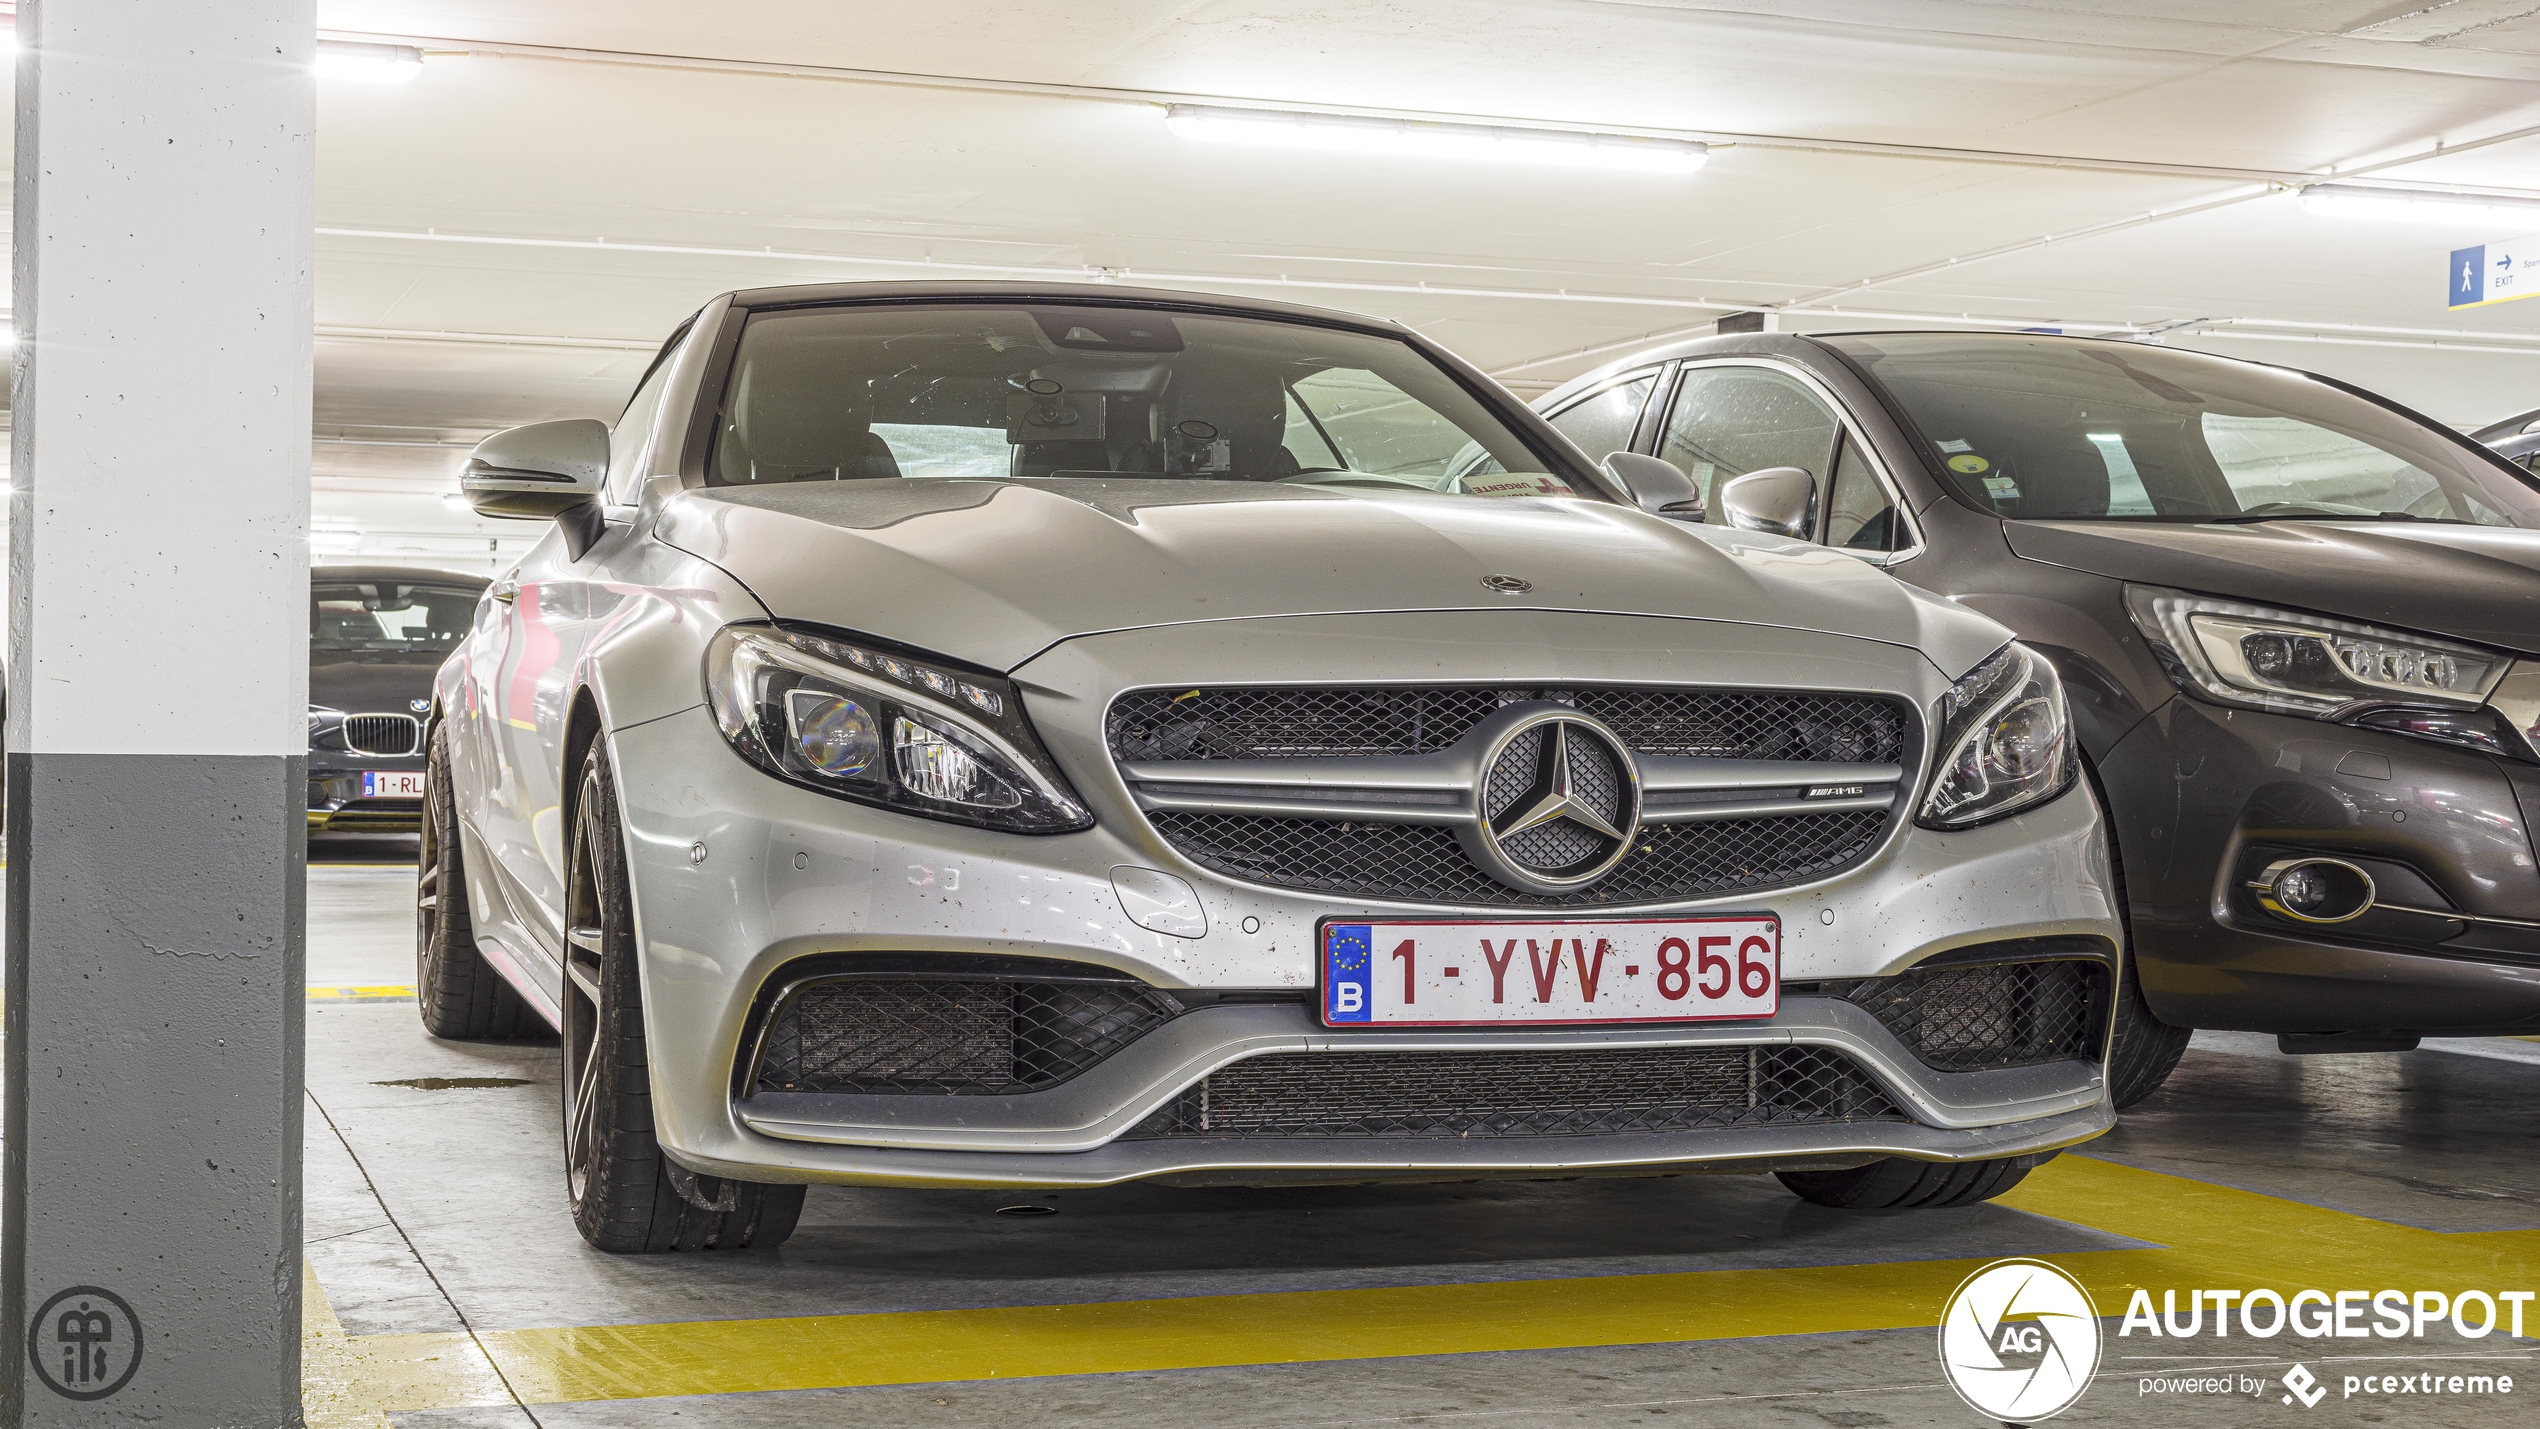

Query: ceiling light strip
2181;330;2540;358
313;225;1756;316
315;26;2407;188
313;322;659;350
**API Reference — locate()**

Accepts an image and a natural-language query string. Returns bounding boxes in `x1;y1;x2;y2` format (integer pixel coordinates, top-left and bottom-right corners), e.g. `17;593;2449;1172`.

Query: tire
561;738;805;1253
1776;1153;2049;1210
417;722;539;1040
2087;757;2191;1110
2107;943;2191;1110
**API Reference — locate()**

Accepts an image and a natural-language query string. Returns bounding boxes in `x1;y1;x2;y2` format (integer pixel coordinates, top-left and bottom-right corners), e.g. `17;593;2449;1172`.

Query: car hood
2005;519;2540;656
310;649;443;714
656;479;2007;676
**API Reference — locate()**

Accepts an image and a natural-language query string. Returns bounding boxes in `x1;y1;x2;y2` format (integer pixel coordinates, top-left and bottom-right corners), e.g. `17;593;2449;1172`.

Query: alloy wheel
559;763;610;1206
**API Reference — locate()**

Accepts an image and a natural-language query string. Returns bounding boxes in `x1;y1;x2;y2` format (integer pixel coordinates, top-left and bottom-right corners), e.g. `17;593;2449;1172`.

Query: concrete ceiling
57;2;2540;567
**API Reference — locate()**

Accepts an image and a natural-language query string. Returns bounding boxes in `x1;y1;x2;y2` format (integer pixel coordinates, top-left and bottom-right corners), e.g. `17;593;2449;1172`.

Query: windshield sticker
1936;438;1974;453
1983;475;2021;500
1462;474;1578;499
1947;454;1991;474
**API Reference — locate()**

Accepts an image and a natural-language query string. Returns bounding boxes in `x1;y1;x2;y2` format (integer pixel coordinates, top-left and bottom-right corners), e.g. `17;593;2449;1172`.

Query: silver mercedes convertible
422;281;2120;1253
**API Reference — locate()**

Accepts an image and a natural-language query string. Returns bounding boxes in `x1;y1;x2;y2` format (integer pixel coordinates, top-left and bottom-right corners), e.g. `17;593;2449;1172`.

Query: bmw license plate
359;770;428;798
1319;916;1779;1027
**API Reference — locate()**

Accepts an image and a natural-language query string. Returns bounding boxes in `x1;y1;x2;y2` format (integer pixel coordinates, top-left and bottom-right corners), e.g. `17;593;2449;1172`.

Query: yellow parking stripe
306;985;416;1003
299;1155;2540;1416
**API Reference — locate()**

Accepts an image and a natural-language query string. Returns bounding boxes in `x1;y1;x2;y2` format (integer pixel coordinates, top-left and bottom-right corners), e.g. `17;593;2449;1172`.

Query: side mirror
461;420;610;519
1605;452;1704;519
1718;466;1816;538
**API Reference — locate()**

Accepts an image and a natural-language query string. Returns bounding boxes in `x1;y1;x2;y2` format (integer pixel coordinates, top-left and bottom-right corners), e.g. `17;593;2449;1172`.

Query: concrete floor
298;847;2540;1428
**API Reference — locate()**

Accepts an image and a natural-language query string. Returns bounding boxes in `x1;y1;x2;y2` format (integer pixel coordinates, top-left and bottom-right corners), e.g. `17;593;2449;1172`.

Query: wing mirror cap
461;419;610;518
1717;466;1816;538
1604;452;1705;520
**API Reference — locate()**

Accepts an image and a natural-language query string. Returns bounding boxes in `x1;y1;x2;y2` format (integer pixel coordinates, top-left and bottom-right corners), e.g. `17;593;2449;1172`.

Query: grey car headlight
1918;642;2079;830
2122;585;2522;757
703;625;1092;834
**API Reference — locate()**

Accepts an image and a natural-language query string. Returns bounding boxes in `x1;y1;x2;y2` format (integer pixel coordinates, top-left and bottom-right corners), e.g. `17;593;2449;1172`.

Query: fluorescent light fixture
2297;183;2540;224
315;40;423;83
440;492;470;510
1164;104;1707;174
310;525;364;554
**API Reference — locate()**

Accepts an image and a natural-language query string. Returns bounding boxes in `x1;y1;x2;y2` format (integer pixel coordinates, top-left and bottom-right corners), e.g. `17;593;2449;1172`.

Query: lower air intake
1827;957;2109;1072
753;978;1183;1095
1121;1045;1903;1140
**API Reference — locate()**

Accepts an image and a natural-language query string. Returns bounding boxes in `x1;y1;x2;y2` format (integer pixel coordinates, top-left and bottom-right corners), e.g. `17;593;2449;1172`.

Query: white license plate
359;770;428;798
1320;916;1780;1027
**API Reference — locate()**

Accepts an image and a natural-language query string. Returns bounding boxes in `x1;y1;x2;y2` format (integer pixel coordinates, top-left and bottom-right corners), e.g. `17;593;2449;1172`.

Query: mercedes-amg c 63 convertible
421;281;2121;1252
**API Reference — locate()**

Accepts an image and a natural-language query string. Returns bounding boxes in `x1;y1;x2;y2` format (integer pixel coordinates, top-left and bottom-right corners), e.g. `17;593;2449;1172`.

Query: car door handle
490;579;518;604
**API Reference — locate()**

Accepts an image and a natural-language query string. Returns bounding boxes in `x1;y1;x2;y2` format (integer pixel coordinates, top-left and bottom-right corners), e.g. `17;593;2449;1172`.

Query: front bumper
307;752;426;833
609;681;2120;1190
2103;698;2540;1036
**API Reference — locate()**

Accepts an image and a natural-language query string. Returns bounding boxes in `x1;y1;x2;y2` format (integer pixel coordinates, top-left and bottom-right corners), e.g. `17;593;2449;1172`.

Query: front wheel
561;738;804;1253
1777;1154;2049;1210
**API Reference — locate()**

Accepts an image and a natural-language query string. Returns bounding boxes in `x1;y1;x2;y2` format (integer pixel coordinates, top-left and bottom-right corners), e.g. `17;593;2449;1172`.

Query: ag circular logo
1938;1259;2099;1423
28;1286;142;1401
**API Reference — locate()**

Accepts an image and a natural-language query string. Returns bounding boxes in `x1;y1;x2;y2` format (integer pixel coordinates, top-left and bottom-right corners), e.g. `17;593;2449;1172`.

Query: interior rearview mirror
1717;466;1816;539
1604;452;1704;519
461;419;610;519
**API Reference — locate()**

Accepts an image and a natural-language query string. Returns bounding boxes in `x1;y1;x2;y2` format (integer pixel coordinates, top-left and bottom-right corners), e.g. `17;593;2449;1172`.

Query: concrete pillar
4;3;314;1426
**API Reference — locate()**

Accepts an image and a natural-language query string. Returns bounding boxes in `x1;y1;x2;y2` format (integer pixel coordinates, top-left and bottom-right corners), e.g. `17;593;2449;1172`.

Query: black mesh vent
754;979;1183;1095
1122;1045;1904;1140
1109;686;1907;763
1149;808;1888;907
1826;959;2108;1072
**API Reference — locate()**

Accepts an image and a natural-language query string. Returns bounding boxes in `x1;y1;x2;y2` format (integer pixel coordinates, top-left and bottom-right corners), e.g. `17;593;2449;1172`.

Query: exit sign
2450;237;2539;309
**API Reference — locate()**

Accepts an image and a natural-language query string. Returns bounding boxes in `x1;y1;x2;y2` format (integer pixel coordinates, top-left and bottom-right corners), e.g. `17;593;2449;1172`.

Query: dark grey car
308;566;489;834
1537;331;2540;1105
2474;408;2540;472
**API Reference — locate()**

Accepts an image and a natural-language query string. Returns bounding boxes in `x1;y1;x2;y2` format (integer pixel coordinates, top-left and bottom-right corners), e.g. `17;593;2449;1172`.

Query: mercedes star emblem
1480;574;1532;594
1460;705;1643;893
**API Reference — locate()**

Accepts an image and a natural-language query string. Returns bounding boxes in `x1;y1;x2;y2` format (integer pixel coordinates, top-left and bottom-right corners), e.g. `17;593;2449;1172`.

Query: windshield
311;581;480;654
707;303;1586;500
1823;333;2540;528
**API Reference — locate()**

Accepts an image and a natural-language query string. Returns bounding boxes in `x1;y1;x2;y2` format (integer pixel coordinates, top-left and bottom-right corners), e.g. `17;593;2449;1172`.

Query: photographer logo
1939;1258;2102;1422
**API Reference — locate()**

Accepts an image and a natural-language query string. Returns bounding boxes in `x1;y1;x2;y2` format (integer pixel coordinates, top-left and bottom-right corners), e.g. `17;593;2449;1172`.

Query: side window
604;345;681;505
1657;366;1843;524
1543;370;1658;465
1825;437;1902;552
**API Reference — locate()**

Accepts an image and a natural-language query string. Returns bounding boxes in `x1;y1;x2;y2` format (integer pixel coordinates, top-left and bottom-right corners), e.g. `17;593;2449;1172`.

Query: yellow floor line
301;1261;512;1423
300;1155;2539;1413
306;985;416;1002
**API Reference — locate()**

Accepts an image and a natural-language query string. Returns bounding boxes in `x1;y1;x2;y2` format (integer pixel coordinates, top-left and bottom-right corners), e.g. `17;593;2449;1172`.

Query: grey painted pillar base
3;755;306;1427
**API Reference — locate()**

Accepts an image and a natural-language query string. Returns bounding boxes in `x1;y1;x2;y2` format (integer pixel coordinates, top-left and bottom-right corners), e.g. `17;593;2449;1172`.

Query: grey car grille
752;977;1184;1095
342;713;422;758
1112;685;1911;907
1121;1045;1903;1140
1109;686;1907;762
1149;808;1888;908
1823;956;2109;1073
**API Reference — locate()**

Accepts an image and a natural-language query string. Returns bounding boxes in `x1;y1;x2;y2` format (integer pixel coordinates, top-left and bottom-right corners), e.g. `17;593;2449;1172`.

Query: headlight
2122;585;2520;757
1918;642;2078;830
703;625;1092;834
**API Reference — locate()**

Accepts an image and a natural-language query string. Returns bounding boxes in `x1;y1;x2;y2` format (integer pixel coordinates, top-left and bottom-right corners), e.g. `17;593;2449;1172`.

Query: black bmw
1537;330;2540;1106
308;566;489;834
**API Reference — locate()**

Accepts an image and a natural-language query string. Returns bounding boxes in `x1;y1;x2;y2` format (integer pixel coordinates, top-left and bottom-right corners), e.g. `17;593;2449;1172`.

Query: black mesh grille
1109;686;1907;763
753;979;1183;1095
1826;959;2108;1072
1122;1045;1904;1140
1150;808;1888;907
